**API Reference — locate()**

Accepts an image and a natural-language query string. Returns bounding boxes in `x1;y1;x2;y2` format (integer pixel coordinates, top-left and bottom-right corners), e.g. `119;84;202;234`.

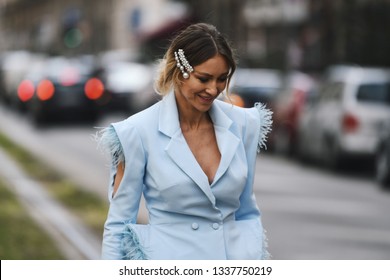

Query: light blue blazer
99;91;272;260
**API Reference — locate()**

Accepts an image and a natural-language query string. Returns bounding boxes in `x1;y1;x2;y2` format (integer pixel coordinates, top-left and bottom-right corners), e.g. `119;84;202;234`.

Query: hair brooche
174;49;194;79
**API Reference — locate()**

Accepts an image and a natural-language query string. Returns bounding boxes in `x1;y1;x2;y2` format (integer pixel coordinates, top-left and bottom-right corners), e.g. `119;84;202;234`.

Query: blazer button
191;223;199;230
212;223;219;230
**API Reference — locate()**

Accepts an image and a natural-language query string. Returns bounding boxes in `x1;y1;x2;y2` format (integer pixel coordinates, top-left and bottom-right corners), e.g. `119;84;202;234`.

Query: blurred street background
0;0;389;260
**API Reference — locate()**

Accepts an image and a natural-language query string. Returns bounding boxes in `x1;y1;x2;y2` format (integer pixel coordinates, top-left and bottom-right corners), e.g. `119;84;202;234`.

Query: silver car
297;65;390;169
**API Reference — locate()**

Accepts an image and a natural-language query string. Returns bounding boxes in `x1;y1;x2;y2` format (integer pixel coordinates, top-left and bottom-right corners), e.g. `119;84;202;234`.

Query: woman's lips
198;95;214;104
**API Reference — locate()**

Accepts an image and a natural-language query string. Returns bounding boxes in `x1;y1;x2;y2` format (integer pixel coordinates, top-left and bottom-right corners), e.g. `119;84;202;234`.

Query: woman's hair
155;22;237;96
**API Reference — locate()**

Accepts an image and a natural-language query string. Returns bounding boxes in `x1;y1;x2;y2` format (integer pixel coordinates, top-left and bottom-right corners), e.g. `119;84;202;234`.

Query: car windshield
44;57;94;84
357;83;390;105
106;63;152;92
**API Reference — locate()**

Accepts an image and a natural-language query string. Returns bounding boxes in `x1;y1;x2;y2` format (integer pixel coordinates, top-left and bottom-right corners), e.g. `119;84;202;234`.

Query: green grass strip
0;178;65;259
0;132;108;237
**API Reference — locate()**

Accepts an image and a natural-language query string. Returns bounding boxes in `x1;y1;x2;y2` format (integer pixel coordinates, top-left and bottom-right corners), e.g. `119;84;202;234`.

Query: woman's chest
142;136;248;212
182;127;221;184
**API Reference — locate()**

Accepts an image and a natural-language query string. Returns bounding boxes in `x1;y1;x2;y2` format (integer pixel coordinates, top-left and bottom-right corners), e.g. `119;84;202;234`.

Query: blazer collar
159;92;240;205
158;91;181;137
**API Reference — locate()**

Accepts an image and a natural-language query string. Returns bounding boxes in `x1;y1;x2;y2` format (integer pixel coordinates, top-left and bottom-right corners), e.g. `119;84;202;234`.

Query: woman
98;23;272;260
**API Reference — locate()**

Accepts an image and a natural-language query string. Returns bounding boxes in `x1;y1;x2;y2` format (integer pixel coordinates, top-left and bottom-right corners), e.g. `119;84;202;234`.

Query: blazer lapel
209;101;240;186
159;93;216;205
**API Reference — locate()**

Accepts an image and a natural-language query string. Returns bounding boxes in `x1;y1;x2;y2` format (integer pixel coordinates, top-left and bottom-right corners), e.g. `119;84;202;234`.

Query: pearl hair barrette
174;49;193;79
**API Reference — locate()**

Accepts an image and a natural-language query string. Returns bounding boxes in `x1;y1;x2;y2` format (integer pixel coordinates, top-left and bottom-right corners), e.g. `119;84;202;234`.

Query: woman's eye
198;77;209;83
198;77;227;83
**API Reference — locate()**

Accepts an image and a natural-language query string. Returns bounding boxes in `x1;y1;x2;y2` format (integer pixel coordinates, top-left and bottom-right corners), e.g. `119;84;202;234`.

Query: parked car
297;65;390;169
270;71;319;155
0;50;45;110
95;60;158;113
15;55;48;111
26;55;105;124
224;68;282;108
376;121;390;189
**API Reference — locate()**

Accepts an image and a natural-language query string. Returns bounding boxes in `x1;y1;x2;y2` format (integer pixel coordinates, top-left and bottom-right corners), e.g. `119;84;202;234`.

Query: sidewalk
0;146;102;260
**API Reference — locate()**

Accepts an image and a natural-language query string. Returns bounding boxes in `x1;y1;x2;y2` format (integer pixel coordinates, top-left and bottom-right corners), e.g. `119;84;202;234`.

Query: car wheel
376;145;390;188
30;105;48;126
322;136;343;171
273;126;291;156
296;131;311;164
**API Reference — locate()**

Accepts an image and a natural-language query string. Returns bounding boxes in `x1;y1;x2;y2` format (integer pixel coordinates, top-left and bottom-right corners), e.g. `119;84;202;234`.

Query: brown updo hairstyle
155;22;237;96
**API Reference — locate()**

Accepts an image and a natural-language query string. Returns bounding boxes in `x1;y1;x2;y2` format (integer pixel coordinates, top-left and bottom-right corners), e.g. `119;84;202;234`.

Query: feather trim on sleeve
95;125;124;167
254;102;273;153
121;225;148;260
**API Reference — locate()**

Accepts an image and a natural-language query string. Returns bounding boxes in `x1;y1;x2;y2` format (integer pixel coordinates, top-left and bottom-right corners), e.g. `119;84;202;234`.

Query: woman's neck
174;92;211;131
179;111;211;132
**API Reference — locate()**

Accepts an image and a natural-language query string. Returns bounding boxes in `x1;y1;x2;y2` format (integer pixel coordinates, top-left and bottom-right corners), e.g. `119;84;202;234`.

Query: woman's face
175;54;230;114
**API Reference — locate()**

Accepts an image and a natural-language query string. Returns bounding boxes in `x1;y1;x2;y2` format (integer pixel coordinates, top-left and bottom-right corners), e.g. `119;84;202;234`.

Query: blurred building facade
0;0;189;57
0;0;389;71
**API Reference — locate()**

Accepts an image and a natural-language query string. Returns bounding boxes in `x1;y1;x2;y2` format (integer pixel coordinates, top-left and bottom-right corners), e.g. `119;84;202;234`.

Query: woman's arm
235;104;272;220
98;123;146;259
235;105;272;259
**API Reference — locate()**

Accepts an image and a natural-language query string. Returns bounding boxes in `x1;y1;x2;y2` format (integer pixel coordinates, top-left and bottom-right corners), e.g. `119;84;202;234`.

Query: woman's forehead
194;54;229;76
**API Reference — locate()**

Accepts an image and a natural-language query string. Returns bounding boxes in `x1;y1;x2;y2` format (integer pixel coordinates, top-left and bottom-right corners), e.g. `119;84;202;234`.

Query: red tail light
342;113;359;133
84;78;104;100
37;80;55;101
17;80;35;102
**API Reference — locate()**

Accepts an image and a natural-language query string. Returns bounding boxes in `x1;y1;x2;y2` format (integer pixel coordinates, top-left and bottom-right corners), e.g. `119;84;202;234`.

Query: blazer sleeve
235;103;272;221
98;122;146;259
235;103;272;259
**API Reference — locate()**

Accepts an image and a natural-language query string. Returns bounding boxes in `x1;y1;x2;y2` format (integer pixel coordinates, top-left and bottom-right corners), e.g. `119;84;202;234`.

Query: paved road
1;104;390;260
256;154;390;259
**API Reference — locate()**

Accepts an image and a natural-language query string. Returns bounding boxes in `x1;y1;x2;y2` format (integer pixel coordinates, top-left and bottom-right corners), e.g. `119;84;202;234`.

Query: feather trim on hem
94;125;124;167
121;225;149;260
254;103;273;153
261;228;271;260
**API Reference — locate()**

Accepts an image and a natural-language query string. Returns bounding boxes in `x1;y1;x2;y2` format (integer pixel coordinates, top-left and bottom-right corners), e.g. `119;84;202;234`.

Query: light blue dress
98;91;272;260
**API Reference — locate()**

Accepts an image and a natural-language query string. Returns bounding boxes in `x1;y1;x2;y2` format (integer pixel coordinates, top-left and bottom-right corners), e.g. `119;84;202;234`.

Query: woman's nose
206;83;219;95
